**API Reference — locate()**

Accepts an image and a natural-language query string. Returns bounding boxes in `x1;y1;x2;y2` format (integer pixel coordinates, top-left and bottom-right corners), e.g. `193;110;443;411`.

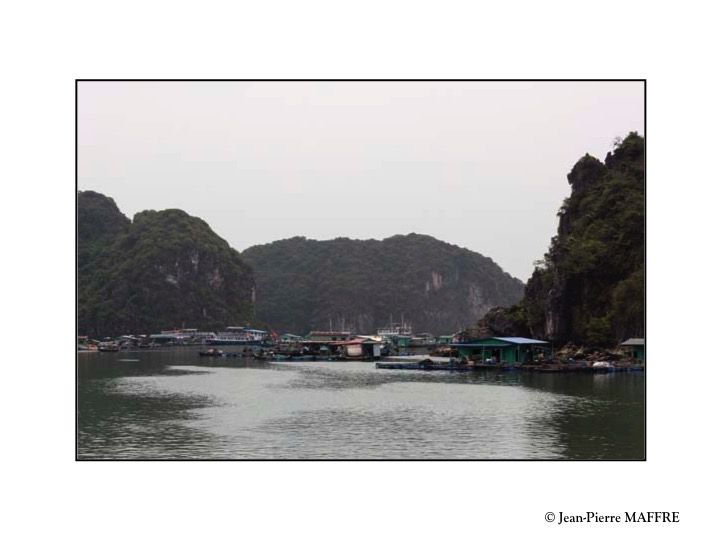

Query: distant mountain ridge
241;234;524;335
78;191;255;337
78;194;524;337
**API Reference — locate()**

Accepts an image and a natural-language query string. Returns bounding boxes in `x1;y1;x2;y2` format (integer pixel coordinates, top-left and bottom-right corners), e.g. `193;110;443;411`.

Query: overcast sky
78;81;643;281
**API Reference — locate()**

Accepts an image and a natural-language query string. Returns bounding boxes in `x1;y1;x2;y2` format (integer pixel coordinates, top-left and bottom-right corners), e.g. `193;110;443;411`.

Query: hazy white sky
78;81;643;281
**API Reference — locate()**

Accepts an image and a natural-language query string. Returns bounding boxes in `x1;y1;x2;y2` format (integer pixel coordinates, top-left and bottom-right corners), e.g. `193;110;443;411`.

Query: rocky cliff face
78;192;255;336
467;132;645;345
241;233;524;335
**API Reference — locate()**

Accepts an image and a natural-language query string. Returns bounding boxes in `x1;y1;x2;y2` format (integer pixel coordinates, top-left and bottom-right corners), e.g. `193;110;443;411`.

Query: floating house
305;331;352;342
452;337;551;365
620;338;645;362
329;337;383;359
300;331;352;356
435;334;459;345
410;332;436;346
298;333;383;358
149;333;184;344
280;333;304;343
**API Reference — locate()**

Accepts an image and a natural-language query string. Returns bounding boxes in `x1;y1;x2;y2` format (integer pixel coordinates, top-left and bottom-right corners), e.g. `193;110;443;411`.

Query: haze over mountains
78;132;644;344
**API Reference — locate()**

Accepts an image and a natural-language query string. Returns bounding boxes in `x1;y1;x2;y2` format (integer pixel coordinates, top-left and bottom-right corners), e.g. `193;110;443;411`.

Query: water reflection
77;349;644;460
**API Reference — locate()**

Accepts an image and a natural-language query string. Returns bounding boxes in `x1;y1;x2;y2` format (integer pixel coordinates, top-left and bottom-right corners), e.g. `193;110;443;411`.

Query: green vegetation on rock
78;192;255;336
241;234;524;335
466;132;645;345
78;191;130;271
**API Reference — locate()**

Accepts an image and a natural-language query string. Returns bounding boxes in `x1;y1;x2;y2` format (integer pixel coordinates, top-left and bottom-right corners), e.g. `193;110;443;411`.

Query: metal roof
328;338;373;346
452;336;549;347
495;337;549;345
621;338;645;346
453;343;511;348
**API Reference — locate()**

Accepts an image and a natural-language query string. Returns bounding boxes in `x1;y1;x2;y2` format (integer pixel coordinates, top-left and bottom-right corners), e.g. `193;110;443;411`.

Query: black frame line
75;78;647;462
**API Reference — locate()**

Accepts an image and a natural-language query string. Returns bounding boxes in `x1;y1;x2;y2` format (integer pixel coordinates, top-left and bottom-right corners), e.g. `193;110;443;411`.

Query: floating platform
519;364;645;373
376;361;472;371
376;361;644;373
268;355;349;362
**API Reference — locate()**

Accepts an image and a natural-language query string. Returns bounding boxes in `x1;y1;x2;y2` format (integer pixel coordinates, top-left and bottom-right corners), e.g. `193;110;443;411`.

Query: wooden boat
199;348;224;357
535;365;565;373
98;341;120;352
376;359;471;371
269;354;317;361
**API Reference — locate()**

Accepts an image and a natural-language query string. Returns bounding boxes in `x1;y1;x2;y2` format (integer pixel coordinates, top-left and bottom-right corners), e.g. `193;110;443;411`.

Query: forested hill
466;132;645;345
241;234;524;335
78;190;130;270
77;191;255;337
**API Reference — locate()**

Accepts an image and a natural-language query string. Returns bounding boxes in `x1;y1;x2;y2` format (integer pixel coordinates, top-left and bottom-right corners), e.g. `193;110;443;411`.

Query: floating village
78;321;645;374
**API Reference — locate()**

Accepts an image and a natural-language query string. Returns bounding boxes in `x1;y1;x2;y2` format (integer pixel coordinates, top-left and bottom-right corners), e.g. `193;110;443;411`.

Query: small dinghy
592;361;615;373
199;348;224;357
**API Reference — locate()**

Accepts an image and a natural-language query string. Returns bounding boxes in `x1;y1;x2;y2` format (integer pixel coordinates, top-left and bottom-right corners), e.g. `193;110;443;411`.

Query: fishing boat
199;348;225;357
77;336;98;352
98;341;120;352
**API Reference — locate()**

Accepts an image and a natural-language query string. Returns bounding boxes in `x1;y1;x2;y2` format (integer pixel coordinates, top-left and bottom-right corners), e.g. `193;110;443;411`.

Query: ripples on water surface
77;349;645;460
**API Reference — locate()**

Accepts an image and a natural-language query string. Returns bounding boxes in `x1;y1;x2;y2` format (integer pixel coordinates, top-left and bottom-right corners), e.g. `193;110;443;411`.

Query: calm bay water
77;347;645;460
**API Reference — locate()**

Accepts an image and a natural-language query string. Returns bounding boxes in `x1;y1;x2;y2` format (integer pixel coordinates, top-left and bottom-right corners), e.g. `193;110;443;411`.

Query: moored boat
592;361;614;373
376;358;471;371
98;341;120;352
199;348;224;357
207;326;268;346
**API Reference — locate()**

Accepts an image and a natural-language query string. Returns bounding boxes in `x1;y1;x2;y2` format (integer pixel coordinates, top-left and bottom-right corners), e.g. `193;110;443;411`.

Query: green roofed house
305;331;352;342
452;337;551;365
620;338;645;362
436;334;458;345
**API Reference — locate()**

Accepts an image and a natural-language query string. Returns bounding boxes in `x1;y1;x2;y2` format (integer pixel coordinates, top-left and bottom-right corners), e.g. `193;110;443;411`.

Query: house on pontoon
149;333;184;345
451;337;551;365
620;338;645;362
280;333;304;343
305;331;353;342
299;333;383;358
329;337;384;359
435;333;460;345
